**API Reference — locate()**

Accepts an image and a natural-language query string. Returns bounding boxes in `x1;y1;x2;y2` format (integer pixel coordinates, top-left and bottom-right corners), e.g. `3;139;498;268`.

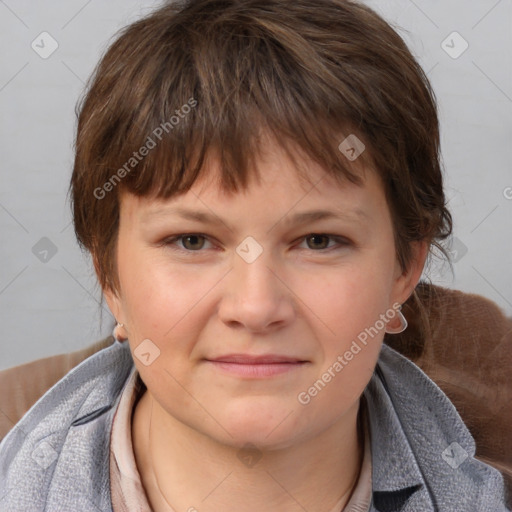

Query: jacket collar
364;357;431;511
365;344;508;512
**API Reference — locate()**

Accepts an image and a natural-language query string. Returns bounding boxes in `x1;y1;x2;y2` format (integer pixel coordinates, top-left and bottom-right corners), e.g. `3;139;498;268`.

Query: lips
208;354;306;364
205;354;309;378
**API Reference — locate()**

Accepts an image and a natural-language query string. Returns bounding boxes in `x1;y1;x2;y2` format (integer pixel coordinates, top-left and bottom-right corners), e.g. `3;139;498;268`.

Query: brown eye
160;233;216;253
297;234;351;252
305;234;330;250
181;235;206;250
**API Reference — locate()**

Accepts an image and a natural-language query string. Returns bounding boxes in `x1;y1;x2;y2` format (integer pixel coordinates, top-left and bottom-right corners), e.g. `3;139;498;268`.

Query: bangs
120;105;366;200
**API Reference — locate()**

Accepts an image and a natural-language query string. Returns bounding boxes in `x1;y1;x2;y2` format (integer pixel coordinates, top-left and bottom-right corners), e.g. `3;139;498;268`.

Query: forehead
120;140;388;230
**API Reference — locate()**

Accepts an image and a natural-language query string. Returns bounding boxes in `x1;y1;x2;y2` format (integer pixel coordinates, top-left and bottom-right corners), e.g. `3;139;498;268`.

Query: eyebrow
279;208;369;226
142;207;370;230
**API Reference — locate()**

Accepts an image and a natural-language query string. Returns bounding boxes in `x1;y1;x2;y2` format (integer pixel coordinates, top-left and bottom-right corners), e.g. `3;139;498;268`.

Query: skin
104;137;428;512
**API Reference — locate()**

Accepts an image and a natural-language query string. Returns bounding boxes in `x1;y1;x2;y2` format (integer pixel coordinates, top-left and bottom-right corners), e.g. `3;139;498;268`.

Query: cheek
292;254;395;344
118;252;228;396
118;247;217;340
290;256;394;392
120;258;217;421
291;271;389;428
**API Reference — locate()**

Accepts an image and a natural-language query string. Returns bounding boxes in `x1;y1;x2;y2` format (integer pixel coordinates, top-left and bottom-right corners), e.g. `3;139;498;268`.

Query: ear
390;240;429;307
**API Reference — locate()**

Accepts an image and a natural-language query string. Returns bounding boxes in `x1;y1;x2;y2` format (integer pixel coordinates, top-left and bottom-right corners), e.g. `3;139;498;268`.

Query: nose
218;249;295;334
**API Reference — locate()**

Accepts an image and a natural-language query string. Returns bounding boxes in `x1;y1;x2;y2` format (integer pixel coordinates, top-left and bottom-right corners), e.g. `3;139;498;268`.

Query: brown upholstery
1;283;510;502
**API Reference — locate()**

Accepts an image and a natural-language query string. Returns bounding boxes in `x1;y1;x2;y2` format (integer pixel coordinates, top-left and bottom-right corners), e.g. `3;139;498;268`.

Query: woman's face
105;139;426;450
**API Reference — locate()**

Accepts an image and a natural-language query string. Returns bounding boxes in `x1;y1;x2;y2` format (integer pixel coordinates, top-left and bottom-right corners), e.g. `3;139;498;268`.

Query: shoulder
0;340;134;511
0;336;116;442
365;344;510;510
388;283;512;501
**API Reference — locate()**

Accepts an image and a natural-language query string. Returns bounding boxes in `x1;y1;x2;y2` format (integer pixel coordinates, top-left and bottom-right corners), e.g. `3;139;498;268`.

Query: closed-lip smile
208;354;307;364
205;354;309;378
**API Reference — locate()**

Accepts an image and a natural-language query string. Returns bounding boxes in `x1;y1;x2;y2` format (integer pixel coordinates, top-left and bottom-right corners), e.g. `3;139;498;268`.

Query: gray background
0;0;511;370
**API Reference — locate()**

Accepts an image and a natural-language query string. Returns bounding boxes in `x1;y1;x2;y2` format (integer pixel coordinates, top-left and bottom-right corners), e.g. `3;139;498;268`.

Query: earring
113;322;127;341
385;306;408;334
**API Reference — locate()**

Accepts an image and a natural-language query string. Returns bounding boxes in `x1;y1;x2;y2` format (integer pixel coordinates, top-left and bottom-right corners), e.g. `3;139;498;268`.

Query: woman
0;0;509;510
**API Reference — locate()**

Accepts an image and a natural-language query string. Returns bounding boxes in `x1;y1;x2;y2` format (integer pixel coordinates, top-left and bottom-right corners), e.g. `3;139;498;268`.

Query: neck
132;391;364;512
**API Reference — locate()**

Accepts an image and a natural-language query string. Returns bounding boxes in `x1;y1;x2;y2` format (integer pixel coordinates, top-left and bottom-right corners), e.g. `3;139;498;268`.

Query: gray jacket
0;341;508;511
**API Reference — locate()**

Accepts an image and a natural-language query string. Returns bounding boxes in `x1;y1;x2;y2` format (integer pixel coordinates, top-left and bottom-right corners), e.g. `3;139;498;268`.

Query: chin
212;400;304;450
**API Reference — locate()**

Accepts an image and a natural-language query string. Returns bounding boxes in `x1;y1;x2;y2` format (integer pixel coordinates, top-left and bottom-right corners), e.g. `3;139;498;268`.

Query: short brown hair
71;0;452;295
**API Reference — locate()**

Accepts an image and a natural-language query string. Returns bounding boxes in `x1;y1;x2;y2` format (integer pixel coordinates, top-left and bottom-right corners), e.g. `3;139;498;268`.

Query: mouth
205;354;309;378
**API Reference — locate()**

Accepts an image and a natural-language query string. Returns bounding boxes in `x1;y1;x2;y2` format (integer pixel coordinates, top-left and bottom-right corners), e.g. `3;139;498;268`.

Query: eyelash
160;233;351;254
